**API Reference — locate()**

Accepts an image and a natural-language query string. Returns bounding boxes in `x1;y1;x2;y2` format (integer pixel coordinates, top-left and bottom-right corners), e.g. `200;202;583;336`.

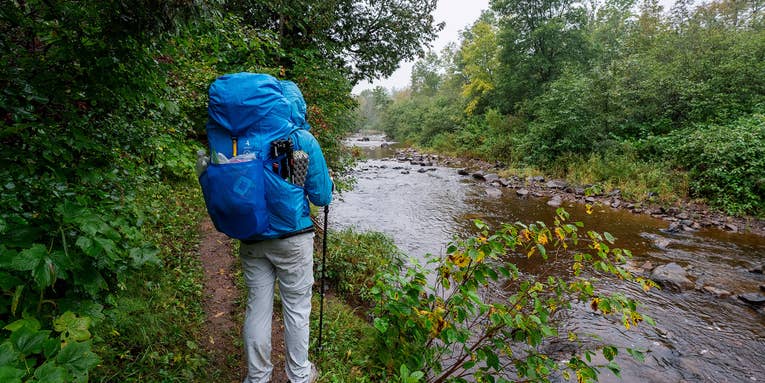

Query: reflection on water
331;136;765;382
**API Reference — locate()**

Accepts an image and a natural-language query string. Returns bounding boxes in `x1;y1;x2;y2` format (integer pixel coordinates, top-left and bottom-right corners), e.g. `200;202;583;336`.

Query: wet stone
738;293;765;306
457;168;470;176
516;188;530;197
651;263;694;292
485;187;502;198
547;196;563;207
546;180;568;189
703;286;732;299
484;173;500;183
749;263;764;274
472;171;486;181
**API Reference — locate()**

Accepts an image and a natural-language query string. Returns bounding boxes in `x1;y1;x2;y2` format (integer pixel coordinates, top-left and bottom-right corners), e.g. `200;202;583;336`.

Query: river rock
417;168;427;173
611;199;622;208
664;222;682;233
547;196;563;207
516;188;530;197
484;173;500;183
457;168;470;176
723;223;738;232
546;180;568;189
529;176;545;183
703;285;732;299
760;285;765;292
585;197;596;203
400;170;410;174
749;263;764;274
737;293;765;306
651;263;694;292
485;187;502;198
472;171;486;181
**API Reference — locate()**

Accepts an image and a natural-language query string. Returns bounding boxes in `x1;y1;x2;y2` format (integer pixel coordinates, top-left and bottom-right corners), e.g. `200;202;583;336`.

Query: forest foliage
359;0;765;216
0;1;441;381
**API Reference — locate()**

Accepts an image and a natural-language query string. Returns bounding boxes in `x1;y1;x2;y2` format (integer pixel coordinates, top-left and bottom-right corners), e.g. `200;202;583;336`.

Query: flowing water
331;135;765;383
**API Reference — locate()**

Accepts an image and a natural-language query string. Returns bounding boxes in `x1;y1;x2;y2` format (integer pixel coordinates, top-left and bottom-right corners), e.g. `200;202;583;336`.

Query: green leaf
603;345;617;361
56;341;99;375
0;342;20;366
129;246;161;268
0;366;25;383
373;317;388;333
11;244;46;271
603;232;616;244
43;337;61;359
486;350;500;370
33;362;68;383
606;361;621;377
626;348;645;362
32;257;56;289
4;317;40;332
53;312;92;343
0;272;23;290
11;326;50;355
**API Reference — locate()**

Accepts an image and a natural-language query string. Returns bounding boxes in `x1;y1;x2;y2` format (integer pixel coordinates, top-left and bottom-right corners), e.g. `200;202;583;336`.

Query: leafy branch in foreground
371;208;656;382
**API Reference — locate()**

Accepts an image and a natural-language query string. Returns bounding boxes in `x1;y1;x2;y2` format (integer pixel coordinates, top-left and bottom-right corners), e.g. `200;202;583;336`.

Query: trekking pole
318;204;329;354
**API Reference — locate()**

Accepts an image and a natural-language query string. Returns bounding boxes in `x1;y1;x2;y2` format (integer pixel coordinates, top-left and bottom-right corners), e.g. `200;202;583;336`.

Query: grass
91;181;211;382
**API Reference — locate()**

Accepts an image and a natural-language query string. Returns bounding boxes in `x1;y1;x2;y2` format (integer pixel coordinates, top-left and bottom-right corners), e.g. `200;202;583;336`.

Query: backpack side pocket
263;166;308;232
199;160;269;239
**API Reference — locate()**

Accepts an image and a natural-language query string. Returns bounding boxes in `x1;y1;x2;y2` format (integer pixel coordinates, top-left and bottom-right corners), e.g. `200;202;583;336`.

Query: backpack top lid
207;73;294;137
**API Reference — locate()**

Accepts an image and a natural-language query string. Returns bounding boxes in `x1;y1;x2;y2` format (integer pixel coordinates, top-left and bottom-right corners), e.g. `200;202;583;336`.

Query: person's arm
296;130;333;206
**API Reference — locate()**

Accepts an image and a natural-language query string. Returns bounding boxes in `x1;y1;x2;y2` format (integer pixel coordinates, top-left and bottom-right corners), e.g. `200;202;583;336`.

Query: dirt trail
198;217;288;383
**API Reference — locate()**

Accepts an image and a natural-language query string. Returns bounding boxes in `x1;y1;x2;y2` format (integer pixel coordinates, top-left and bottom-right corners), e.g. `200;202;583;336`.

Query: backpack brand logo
233;176;253;196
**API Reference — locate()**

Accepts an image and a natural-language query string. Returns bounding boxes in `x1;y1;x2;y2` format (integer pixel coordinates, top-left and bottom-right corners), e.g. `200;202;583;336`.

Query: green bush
321;228;403;304
370;210;655;382
667;113;765;216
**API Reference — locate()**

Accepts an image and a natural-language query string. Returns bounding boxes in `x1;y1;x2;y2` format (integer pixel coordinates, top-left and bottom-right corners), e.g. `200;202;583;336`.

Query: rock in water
651;263;694;292
485;187;502;198
547;196;563;207
738;293;765;306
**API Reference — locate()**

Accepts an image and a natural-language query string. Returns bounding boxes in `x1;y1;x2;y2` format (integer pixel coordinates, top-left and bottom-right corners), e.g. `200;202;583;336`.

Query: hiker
198;73;333;383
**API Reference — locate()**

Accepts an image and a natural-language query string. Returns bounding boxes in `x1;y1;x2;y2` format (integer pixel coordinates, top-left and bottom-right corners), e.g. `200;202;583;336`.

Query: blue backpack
198;73;313;240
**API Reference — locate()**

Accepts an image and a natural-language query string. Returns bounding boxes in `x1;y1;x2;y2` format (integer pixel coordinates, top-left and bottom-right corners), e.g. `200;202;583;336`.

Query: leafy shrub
561;143;688;203
321;228;403;303
370;210;654;382
667;113;765;216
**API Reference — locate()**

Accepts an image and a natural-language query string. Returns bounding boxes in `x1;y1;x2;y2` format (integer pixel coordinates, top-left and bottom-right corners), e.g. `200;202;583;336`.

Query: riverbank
391;147;765;237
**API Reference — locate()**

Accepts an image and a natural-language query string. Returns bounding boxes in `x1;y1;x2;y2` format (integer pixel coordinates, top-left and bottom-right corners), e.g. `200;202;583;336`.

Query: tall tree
491;0;590;112
457;14;500;115
227;0;445;83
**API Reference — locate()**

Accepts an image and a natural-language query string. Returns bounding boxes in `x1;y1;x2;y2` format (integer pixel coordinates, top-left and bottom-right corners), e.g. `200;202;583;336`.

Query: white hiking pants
240;232;315;383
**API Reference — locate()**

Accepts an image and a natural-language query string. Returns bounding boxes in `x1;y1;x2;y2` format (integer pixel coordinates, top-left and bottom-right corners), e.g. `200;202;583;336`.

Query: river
330;135;765;383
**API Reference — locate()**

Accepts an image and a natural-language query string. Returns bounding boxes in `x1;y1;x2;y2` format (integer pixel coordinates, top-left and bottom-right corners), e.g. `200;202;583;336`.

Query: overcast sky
352;0;680;94
352;0;490;94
